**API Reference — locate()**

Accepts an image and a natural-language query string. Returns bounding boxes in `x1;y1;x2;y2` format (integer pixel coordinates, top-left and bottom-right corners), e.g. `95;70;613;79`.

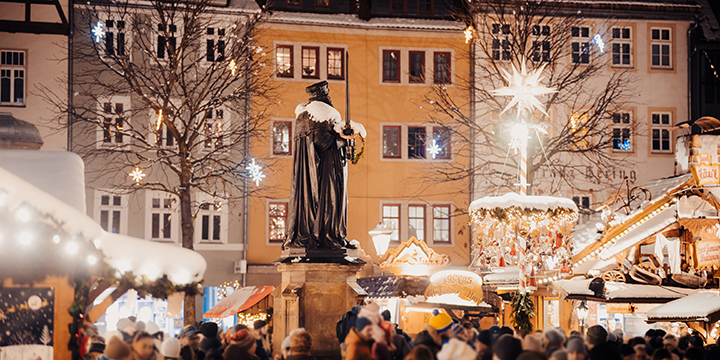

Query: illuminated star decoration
91;21;105;43
129;167;146;184
592;33;605;53
246;158;265;186
464;25;474;44
228;59;238;76
492;61;556;120
508;137;523;155
427;140;442;159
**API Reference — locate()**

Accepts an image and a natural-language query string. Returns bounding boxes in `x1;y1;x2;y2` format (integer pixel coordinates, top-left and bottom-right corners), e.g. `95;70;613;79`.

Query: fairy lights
228;59;238;76
464;26;474;44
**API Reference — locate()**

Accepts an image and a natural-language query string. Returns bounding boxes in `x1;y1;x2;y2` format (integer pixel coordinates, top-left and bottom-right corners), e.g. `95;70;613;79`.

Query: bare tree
428;0;636;201
42;0;273;323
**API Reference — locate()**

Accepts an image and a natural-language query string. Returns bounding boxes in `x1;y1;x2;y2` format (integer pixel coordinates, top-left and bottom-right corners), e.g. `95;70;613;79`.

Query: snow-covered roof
599;205;677;260
269;11;465;31
646;291;720;322
0;150;87;213
553;278;695;302
469;192;578;213
572;216;604;256
483;266;520;284
0;151;206;285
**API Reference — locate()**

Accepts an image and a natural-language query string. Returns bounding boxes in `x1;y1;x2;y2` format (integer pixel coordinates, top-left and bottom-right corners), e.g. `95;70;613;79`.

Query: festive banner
696;240;720;268
0;288;54;360
691;163;720;187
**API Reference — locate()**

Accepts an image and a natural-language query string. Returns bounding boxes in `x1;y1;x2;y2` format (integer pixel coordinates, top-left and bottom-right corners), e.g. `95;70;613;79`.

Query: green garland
510;290;535;337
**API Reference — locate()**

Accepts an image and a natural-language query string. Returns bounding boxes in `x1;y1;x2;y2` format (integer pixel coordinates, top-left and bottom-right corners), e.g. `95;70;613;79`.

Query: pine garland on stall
510;290;535;337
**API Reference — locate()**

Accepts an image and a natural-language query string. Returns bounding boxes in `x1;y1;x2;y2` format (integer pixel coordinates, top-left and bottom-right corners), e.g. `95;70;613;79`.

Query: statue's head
305;81;332;105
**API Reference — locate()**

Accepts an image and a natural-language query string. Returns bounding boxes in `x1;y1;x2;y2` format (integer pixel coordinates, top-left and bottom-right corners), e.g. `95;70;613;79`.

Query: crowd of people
82;304;720;360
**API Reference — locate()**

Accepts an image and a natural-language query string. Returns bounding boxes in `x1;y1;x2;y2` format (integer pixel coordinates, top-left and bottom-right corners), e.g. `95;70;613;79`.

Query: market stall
646;291;720;341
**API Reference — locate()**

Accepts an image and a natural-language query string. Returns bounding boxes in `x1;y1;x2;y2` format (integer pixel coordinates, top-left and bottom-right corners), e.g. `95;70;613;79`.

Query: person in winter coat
225;330;261;360
161;338;182;360
414;310;454;356
585;326;621;360
493;335;523;360
106;336;134;360
254;320;272;360
198;322;223;360
436;324;475;360
403;345;434;360
131;332;160;360
286;329;316;360
373;321;396;360
345;317;375;360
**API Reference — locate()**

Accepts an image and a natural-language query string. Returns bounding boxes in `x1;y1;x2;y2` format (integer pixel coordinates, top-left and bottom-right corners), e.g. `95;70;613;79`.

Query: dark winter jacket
286;354;316;360
588;341;622;360
391;333;411;360
413;325;442;356
255;339;270;360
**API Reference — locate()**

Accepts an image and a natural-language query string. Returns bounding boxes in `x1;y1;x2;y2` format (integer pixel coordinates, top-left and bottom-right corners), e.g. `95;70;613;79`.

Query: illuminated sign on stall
691;153;720;187
425;270;484;306
378;237;450;276
696;240;720;268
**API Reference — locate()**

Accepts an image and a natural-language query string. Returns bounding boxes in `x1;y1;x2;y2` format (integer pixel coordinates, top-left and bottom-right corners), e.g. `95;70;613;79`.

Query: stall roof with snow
646;291;720;323
553;278;696;303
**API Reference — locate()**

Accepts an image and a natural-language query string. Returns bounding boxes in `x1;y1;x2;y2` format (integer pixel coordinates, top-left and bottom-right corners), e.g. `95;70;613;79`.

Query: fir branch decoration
510;290;535;337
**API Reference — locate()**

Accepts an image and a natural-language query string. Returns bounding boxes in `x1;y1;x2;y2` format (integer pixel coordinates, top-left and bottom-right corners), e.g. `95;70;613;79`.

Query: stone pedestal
273;262;366;360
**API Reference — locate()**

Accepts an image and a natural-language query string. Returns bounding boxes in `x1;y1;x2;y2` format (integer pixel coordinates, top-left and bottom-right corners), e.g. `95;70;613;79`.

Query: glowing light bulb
16;207;31;222
87;255;97;265
65;241;79;255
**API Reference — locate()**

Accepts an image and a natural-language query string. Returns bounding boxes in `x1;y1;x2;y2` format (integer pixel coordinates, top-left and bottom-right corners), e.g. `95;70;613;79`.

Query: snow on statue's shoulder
295;101;342;124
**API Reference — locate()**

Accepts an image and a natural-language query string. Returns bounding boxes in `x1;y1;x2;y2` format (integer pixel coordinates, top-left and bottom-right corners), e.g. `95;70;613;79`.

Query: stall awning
553;278;695;303
203;286;275;318
598;204;677;260
357;276;430;298
646;291;720;323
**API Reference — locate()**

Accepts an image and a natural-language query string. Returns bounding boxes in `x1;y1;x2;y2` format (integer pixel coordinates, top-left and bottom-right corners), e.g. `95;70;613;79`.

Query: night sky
0;287;54;346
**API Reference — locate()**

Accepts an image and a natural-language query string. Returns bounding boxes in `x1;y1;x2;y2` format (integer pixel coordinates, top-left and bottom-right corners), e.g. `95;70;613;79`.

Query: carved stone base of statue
272;262;367;360
279;247;364;264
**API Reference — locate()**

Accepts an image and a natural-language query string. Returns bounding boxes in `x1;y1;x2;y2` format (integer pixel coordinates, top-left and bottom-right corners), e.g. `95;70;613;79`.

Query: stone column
273;262;366;360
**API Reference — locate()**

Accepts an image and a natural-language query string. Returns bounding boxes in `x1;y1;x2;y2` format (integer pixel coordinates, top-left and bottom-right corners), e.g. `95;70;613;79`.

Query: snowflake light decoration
228;59;238;76
427;140;442;159
464;26;474;44
91;21;105;43
592;34;605;53
129;167;146;184
246;158;265;187
492;61;556;119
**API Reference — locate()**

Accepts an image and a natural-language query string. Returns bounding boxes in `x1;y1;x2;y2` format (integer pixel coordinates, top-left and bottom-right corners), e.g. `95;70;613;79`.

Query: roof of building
0;112;43;147
268;11;465;30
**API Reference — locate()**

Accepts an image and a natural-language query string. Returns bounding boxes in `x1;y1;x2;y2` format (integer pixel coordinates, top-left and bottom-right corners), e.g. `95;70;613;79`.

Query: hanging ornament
510;244;517;256
498;256;506;268
560;262;570;274
528;268;537;288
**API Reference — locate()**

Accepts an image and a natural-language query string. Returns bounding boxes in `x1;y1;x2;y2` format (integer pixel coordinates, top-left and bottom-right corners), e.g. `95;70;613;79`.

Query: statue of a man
283;81;364;251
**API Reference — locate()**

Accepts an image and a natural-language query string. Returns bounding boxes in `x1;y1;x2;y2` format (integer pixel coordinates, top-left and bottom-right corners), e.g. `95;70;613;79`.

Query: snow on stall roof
270;11;465;31
483;266;520;284
599;205;677;260
553;278;696;300
469;192;578;213
0;156;205;285
572;215;604;255
646;292;720;322
0;150;87;212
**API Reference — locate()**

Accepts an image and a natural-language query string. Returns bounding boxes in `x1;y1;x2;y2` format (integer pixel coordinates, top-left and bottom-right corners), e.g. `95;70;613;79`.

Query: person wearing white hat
161;338;182;360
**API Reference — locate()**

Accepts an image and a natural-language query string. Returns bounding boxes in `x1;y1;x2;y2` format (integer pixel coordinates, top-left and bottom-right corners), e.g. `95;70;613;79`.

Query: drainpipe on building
67;0;74;152
468;34;476;260
241;38;252;288
688;18;699;123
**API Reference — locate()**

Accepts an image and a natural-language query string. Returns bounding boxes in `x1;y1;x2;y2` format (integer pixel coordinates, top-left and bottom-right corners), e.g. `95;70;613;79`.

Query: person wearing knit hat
549;349;567;360
436;333;476;360
493;334;523;360
252;320;271;360
282;328;307;359
161;338;182;360
286;330;314;360
105;336;133;360
428;310;453;333
344;317;374;360
229;329;258;353
585;325;621;360
413;309;450;356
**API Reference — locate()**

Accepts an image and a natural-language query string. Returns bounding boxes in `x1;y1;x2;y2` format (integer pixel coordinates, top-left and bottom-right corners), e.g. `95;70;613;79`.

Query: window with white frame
272;120;292;156
611;27;632;67
433;52;451;84
268;201;288;244
572;195;591;209
98;98;129;147
531;25;551;63
651;112;672;153
95;191;128;234
491;23;512;61
276;45;293;78
382;202;453;244
383;50;400;83
409;51;425;83
206;26;226;62
0;50;25;105
101;16;127;57
146;192;179;242
327;48;344;80
203;107;226;151
195;197;228;243
156;22;179;60
611;112;632;152
150;106;181;149
381;124;451;160
301;46;319;79
651;27;672;69
571;26;591;64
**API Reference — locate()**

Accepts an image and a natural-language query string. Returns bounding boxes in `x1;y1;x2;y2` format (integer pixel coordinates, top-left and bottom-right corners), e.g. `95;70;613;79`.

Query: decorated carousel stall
0;151;206;360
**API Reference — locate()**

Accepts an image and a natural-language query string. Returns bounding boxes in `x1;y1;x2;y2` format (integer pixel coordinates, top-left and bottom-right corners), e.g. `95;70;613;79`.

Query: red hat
229;329;255;351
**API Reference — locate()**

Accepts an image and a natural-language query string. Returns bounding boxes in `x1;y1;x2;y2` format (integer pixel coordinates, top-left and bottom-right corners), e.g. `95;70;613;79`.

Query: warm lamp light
369;222;393;257
576;300;589;334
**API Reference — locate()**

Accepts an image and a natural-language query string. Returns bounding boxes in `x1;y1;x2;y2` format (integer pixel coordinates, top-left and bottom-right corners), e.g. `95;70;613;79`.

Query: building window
273;121;292;155
99;100;127;146
196;200;225;243
203;108;225;151
327;48;344;80
612;112;632;152
287;0;301;5
571;26;590;64
433;205;451;243
301;46;319;78
103;18;126;57
152;107;177;148
430;127;451;159
409;51;425;83
572;196;590;209
268;201;288;243
206;27;226;62
315;0;330;7
531;25;551;63
382;125;401;159
390;0;406;13
418;0;433;14
383;50;400;82
491;24;512;61
611;27;632;67
433;52;450;84
651;112;672;153
408;127;426;159
408;205;425;241
96;192;128;234
382;204;400;242
0;50;25;105
148;195;177;241
651;27;672;69
276;45;293;78
157;23;178;59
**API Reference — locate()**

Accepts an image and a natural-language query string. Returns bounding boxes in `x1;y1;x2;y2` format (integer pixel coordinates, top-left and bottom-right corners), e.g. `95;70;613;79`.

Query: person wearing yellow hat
413;310;455;356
